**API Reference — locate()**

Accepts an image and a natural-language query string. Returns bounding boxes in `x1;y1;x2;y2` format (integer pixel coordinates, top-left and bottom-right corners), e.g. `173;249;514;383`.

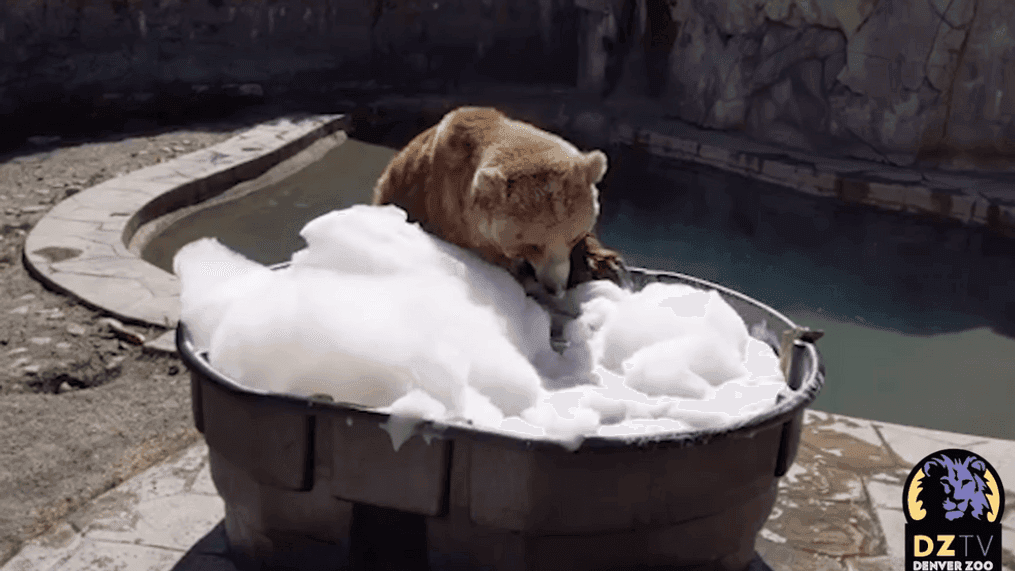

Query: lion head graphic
912;452;997;523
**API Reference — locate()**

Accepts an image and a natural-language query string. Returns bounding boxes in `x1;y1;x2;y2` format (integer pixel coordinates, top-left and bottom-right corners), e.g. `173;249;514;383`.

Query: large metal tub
177;267;825;571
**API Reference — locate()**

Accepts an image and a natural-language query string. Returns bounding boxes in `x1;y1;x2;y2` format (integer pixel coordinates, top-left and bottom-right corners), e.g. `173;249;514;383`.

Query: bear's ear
582;150;608;184
472;167;506;199
434;107;500;155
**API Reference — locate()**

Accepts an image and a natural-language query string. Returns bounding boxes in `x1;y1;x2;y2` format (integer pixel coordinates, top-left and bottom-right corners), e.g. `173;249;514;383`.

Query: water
144;137;1015;440
142;137;397;274
596;150;1015;440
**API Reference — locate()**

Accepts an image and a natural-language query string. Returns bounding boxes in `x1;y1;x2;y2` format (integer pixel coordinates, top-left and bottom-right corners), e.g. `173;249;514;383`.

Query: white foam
175;204;788;450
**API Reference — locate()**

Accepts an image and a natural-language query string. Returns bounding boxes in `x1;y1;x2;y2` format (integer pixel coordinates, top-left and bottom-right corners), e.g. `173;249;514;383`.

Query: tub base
210;443;775;571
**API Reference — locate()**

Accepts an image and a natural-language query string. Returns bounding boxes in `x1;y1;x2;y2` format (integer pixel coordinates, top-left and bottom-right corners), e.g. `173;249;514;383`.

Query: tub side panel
200;379;312;491
524;484;779;571
208;447;354;563
327;415;450;516
469;424;783;534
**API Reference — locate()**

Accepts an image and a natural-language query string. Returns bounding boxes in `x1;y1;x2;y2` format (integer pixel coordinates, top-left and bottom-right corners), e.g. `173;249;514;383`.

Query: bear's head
468;146;608;296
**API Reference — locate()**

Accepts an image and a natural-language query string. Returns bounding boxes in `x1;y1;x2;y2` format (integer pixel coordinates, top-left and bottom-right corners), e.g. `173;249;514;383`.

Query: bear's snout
532;252;571;297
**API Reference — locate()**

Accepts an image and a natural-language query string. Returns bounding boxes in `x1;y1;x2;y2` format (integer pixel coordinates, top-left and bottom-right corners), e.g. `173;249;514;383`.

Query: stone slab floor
1;409;1012;571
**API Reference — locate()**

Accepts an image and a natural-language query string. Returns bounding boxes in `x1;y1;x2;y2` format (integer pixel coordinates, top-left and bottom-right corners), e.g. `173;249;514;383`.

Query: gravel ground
0;111;278;565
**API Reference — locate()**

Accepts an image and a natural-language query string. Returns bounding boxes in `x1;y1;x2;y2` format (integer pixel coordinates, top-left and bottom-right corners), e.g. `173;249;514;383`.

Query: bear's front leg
568;233;632;290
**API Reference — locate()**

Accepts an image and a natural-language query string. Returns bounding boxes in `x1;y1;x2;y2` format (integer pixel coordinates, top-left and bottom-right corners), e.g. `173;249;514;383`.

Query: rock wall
0;0;576;117
577;0;1015;166
1;0;1012;167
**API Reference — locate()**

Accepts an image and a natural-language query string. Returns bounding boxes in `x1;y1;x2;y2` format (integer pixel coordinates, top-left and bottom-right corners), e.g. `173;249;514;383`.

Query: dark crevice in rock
940;0;980;144
851;0;884;39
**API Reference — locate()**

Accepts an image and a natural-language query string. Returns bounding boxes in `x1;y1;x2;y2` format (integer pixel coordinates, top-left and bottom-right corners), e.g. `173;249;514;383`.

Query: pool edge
22;113;347;334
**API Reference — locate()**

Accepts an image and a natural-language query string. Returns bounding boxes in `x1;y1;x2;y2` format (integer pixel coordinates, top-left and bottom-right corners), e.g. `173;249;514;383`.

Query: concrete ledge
23;113;346;331
611;124;1015;237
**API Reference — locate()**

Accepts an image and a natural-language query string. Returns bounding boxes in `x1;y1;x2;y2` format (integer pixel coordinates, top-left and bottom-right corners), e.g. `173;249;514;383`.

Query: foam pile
175;205;787;450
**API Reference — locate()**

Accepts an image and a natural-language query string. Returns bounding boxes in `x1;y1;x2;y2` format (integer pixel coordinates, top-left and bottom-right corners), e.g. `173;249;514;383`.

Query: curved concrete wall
2;0;1013;168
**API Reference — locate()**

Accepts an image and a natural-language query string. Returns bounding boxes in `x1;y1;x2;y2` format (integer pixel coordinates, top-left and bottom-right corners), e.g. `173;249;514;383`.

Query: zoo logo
904;449;1005;571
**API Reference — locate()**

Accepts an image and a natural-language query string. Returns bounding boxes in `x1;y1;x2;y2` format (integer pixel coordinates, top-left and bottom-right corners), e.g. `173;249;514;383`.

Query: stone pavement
1;409;1011;571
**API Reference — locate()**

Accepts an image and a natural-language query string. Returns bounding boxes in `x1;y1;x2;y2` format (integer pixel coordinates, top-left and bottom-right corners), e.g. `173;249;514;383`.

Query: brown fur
372;106;627;295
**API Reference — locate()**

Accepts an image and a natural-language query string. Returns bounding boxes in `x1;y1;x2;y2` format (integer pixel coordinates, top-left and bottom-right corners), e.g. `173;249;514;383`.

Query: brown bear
372;106;628;302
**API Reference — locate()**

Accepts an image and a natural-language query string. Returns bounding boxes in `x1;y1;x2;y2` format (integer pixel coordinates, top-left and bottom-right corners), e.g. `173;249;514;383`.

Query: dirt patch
0;112;279;564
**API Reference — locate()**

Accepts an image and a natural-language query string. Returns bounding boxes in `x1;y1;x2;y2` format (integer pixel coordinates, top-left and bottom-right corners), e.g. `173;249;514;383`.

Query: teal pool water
145;137;1015;440
597;150;1015;440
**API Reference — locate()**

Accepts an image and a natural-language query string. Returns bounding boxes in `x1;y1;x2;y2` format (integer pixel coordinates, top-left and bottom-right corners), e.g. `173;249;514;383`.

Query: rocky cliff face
1;0;1012;167
577;0;1015;166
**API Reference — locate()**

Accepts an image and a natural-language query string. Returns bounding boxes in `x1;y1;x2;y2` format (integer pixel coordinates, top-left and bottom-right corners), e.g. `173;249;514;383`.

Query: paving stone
872;507;906;562
779;445;866;502
806;411;884;447
25;232;117;262
154;154;227;178
73;188;151;211
82;494;224;552
49;538;183;571
26;218;105;241
191;151;245;171
18;205;50;214
99;220;130;232
0;522;82;571
189;459;219;496
874;421;995;467
49;256;153;279
843;555;895;571
87;178;170;197
121;295;179;329
798;419;900;474
135;273;181;299
104;445;207;504
109;178;180;198
764;497;883;558
863;478;903;510
46;272;153;319
164;523;235;571
1004;526;1014;571
143;329;179;356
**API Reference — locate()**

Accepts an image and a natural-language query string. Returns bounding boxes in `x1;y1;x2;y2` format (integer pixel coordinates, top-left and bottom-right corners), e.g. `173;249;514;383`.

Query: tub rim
177;265;824;453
